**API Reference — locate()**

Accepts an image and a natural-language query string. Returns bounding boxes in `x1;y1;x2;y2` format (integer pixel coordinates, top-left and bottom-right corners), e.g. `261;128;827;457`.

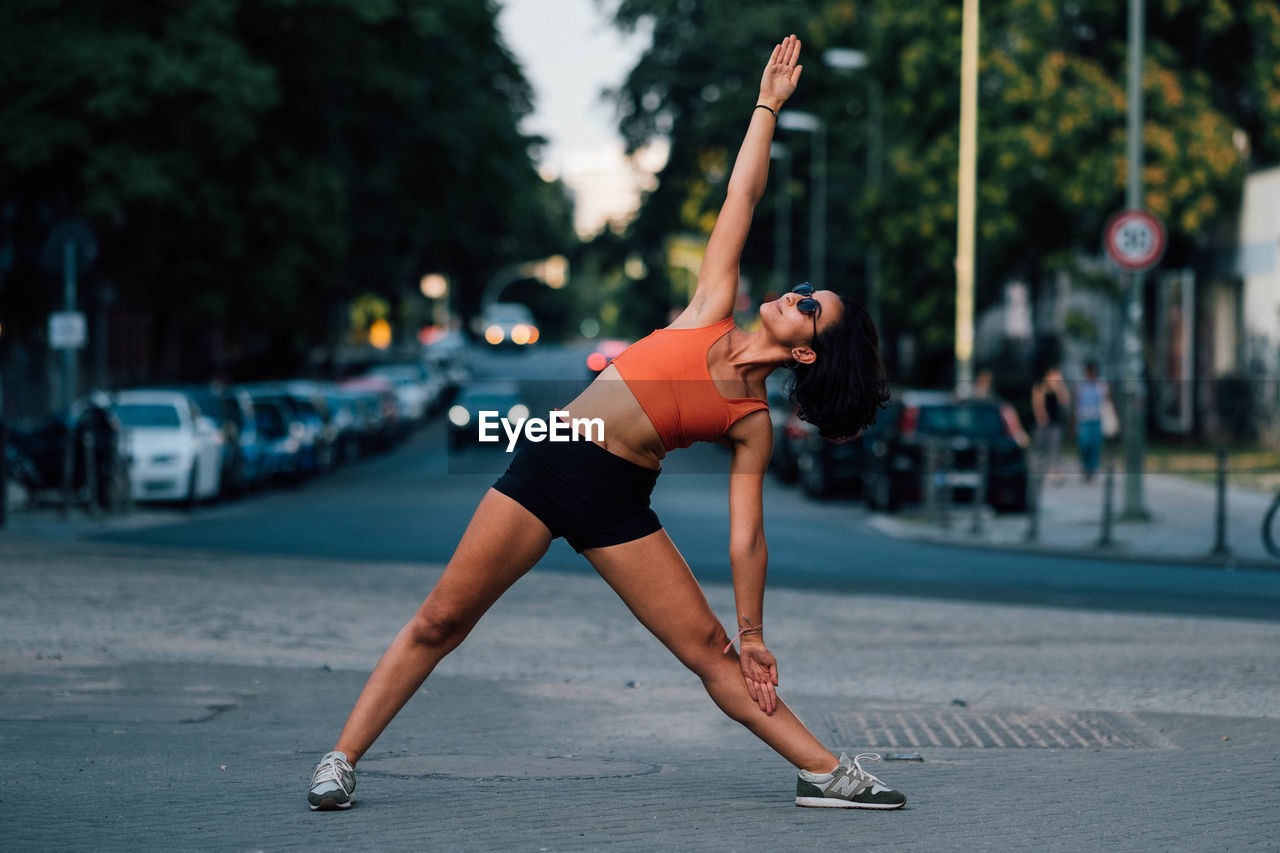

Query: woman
1031;365;1070;486
1073;360;1113;481
307;35;901;812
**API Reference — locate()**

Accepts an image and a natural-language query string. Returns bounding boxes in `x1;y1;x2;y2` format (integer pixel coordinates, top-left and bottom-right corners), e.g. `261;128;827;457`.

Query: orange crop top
610;316;769;451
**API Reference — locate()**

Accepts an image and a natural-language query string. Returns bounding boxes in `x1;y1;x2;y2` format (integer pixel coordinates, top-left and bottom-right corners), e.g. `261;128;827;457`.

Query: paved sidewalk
2;539;1279;851
869;466;1280;569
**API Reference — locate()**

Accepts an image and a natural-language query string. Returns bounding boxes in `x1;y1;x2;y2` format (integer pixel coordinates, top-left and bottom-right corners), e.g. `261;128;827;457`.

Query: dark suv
861;390;1028;513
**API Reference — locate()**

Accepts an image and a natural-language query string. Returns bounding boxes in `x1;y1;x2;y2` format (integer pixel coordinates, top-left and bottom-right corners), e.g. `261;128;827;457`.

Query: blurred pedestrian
1073;360;1113;481
1031;365;1070;485
307;35;905;814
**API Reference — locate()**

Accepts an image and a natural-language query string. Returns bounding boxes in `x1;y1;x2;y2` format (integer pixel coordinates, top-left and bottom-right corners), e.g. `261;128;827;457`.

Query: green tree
608;0;1277;382
0;0;570;384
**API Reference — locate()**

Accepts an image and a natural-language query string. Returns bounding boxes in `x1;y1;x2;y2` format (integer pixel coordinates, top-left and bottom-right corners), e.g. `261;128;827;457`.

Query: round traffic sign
1104;209;1165;272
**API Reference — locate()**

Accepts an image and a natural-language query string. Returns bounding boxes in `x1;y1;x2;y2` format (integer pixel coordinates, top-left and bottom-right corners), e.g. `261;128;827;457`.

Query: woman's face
760;288;843;349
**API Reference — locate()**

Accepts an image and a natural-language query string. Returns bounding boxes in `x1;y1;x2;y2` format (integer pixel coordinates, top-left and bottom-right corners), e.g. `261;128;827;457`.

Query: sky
496;0;663;236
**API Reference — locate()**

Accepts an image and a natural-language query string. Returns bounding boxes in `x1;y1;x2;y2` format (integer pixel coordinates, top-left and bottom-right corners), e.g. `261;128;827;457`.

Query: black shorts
492;438;662;552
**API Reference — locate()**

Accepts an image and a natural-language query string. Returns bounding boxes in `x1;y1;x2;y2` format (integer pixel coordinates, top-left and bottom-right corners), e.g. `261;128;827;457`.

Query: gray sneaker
308;751;356;810
795;752;906;809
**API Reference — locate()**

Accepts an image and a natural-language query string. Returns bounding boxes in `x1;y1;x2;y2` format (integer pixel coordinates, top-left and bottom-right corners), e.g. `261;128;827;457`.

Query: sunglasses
792;282;820;344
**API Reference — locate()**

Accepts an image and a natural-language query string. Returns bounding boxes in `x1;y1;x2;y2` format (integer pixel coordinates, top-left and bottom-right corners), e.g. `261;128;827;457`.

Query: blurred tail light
586;352;608;372
899;405;920;437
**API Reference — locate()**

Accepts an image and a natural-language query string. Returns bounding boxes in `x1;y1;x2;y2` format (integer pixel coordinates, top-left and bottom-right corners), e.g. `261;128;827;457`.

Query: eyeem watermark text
478;410;604;452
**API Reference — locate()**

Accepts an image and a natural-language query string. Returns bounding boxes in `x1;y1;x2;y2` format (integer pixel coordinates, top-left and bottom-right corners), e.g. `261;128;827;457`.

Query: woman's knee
404;604;473;652
681;623;733;677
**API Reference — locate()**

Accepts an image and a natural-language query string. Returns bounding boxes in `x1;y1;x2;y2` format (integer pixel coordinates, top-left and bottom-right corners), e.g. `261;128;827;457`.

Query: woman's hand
758;34;803;112
739;639;780;715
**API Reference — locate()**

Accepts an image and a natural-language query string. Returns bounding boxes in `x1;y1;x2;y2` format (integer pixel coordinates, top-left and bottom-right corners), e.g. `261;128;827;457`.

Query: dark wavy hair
787;296;890;439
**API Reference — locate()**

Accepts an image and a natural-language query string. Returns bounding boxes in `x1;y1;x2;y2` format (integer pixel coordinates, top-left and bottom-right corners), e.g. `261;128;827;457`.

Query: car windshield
113;403;182;428
917;405;1004;438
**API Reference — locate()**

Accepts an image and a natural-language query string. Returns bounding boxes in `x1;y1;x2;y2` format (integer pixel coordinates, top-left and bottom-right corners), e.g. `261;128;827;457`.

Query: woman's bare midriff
562;364;666;470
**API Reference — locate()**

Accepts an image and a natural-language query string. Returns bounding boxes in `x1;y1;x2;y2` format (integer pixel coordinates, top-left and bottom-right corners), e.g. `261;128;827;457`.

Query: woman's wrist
756;96;785;113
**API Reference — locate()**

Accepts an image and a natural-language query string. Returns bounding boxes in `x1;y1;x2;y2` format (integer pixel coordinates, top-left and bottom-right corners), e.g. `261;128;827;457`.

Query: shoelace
312;755;353;793
849;753;889;788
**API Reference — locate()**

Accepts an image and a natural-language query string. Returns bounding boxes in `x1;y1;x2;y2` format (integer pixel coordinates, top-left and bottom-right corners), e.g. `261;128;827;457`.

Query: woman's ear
790;346;817;366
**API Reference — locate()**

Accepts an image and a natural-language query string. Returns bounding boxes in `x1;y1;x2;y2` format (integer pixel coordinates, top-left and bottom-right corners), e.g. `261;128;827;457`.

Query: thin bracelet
754;103;778;118
723;624;764;654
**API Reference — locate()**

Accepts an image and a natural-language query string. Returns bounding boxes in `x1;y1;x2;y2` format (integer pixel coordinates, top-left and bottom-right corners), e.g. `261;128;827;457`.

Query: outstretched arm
673;35;803;328
726;413;779;715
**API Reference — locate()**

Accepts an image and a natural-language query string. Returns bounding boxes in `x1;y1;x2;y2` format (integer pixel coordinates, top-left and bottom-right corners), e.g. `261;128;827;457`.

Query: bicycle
1265;487;1280;559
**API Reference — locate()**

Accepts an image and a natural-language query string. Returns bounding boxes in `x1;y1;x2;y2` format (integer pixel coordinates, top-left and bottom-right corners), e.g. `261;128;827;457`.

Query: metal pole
811;122;827;292
1210;447;1230;556
939;444;954;531
954;0;979;394
970;442;988;535
83;427;99;517
1121;0;1150;520
1097;457;1116;547
1026;447;1042;542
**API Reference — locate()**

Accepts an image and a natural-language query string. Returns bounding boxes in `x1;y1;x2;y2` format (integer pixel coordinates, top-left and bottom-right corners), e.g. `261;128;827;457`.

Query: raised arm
673;35;803;328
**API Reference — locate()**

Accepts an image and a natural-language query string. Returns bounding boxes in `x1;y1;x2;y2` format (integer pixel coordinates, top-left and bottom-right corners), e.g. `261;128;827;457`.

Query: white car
112;390;223;503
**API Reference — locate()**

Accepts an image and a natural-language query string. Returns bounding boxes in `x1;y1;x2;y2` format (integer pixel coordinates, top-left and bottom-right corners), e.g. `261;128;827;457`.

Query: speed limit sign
1104;209;1166;272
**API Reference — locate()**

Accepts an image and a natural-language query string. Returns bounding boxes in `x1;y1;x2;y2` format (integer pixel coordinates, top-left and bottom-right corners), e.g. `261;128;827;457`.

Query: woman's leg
582;529;838;774
333;489;553;763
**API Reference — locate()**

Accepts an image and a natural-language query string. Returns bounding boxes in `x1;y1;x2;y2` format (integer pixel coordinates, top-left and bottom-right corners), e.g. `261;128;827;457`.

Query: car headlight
448;405;471;427
484;325;505;345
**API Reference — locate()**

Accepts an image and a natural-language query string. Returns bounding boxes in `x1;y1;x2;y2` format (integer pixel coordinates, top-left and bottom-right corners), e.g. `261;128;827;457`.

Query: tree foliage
608;0;1277;381
0;0;571;379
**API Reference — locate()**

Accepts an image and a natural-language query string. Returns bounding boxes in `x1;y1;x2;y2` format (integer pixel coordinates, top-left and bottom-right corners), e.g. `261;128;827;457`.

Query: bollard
1210;447;1231;557
1097;457;1116;548
82;428;100;518
0;421;7;529
61;422;75;517
938;443;954;531
923;438;939;522
970;442;988;535
1025;448;1042;543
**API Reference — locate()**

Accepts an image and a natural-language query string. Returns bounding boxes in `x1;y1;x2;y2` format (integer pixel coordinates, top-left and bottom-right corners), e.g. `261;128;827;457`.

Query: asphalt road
82;343;1280;621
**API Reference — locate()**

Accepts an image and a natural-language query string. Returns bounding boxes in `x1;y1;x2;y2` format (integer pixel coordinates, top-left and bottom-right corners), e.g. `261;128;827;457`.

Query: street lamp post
1121;0;1150;520
777;110;826;292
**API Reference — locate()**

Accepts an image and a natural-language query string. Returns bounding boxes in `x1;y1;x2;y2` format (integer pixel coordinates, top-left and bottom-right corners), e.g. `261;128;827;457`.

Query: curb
866;514;1280;572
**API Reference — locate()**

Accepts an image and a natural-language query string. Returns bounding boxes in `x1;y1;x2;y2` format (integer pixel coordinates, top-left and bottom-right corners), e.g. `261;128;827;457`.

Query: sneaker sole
795;796;905;809
308;797;355;811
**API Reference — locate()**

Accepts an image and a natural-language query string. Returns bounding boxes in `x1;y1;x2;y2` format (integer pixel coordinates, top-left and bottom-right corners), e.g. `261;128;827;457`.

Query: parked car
241;386;325;477
146;384;235;496
221;387;263;493
861;390;1029;513
447;380;528;449
111;390;223;504
478;302;539;349
365;363;442;422
792;418;867;499
423;330;472;402
249;396;305;484
341;375;403;448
